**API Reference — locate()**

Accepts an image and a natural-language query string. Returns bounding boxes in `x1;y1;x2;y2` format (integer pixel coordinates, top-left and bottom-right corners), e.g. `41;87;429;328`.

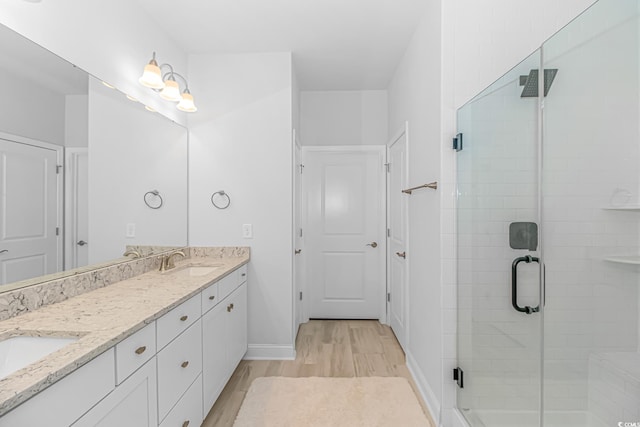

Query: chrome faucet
159;250;186;272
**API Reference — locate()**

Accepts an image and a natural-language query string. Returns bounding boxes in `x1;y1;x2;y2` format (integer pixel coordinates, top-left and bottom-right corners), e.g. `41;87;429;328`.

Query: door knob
77;240;88;246
366;242;378;248
396;251;406;258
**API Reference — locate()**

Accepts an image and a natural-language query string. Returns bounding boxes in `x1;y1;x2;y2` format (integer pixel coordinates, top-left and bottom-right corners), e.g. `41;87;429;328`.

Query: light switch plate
126;223;136;238
242;224;253;239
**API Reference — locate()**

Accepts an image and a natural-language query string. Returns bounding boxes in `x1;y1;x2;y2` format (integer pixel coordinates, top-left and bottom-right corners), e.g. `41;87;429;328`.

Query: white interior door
304;147;385;319
387;127;409;350
65;148;89;269
0;136;61;285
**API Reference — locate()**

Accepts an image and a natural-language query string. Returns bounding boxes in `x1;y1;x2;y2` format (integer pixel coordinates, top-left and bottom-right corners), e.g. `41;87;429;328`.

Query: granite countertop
0;254;249;417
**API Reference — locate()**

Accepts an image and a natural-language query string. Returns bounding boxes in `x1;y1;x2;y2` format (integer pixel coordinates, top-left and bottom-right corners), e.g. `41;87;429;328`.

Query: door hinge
387;228;391;237
55;227;60;236
453;367;464;388
299;291;303;301
299;228;303;237
299;164;305;174
453;133;463;151
384;163;390;173
56;165;62;174
387;292;391;302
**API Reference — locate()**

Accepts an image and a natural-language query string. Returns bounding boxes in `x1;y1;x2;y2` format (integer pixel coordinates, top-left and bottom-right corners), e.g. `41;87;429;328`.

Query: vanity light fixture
138;52;197;112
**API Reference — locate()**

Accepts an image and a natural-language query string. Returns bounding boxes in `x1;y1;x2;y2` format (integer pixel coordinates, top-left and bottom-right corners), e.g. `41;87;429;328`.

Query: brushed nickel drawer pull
134;346;146;355
396;251;406;258
181;361;189;368
182;421;190;427
180;315;188;321
208;295;215;300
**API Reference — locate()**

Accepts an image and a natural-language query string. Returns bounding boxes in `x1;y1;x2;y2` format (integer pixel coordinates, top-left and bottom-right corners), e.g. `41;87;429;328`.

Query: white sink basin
170;265;221;277
0;336;78;380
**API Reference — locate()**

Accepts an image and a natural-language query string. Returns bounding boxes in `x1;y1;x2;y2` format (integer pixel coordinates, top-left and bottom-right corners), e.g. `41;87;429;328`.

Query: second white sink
0;336;79;380
170;265;221;277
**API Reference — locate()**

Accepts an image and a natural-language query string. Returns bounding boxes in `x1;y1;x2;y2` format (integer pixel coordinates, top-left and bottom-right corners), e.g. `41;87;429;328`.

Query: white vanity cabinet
0;262;249;427
72;357;158;427
202;268;248;415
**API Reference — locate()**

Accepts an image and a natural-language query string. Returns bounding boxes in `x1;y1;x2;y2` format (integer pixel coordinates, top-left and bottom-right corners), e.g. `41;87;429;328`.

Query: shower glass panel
542;0;640;425
456;50;543;427
457;0;640;426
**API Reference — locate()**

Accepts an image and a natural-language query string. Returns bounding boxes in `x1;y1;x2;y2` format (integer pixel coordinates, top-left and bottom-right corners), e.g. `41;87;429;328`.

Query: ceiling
135;0;427;90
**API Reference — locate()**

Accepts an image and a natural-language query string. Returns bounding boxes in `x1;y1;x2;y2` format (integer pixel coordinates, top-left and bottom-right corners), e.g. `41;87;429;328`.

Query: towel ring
144;190;163;209
211;191;231;209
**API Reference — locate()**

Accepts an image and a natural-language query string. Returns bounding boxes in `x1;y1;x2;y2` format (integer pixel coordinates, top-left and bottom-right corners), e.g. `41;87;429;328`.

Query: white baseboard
406;351;442;427
243;344;296;360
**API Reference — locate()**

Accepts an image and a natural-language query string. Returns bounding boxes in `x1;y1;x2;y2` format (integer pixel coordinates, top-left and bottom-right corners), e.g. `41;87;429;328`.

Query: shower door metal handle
511;255;540;314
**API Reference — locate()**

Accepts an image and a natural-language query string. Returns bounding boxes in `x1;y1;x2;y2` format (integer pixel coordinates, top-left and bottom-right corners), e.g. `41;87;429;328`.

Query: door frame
64;147;88;270
301;145;387;322
386;122;410;349
0;131;64;272
292;128;306;341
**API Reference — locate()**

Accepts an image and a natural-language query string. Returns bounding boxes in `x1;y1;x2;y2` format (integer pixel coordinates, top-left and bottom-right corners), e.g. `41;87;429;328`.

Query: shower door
456;50;544;427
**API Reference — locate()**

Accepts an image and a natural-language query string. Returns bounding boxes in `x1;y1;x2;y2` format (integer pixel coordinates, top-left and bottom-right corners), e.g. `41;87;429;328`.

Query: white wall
0;67;65;145
387;5;444;422
301;91;388;146
187;52;295;359
88;78;188;264
0;0;188;125
65;94;88;148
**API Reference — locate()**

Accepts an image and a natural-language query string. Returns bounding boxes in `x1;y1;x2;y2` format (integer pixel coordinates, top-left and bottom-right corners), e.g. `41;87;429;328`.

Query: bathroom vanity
0;247;249;427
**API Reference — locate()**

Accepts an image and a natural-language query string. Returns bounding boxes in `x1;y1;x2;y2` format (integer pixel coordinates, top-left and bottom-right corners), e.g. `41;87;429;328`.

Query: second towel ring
144;190;163;209
211;191;231;209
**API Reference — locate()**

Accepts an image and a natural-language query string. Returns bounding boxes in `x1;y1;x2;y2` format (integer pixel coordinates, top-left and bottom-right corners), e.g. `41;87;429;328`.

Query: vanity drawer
157;293;200;350
218;270;239;302
157;319;202;422
115;322;156;384
0;348;115;427
201;281;219;315
159;374;203;427
238;264;248;285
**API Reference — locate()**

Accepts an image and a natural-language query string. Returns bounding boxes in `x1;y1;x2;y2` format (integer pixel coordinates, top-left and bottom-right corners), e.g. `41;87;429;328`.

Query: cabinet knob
182;421;190;427
241;273;246;277
181;361;189;369
134;346;146;355
180;315;188;322
227;305;232;312
230;303;234;309
208;295;215;300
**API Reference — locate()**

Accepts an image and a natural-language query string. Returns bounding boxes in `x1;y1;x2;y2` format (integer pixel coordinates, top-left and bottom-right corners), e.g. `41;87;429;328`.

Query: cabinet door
72;357;158;427
227;282;248;366
202;298;228;413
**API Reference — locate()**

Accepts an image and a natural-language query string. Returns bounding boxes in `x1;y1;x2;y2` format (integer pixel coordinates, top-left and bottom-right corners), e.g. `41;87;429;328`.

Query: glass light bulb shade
138;63;165;89
177;92;197;112
159;79;182;101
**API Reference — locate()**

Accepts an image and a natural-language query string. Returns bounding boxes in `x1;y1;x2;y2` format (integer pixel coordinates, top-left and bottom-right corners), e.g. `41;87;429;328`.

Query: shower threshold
461;409;607;427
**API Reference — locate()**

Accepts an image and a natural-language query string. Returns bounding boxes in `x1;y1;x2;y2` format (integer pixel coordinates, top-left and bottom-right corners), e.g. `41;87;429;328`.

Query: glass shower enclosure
456;0;640;426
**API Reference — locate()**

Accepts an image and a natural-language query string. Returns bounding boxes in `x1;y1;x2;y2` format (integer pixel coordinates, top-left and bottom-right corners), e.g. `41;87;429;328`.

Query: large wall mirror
0;23;188;292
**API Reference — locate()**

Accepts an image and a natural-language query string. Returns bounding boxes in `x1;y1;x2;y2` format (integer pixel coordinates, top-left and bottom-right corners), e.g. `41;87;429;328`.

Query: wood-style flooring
201;320;436;427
